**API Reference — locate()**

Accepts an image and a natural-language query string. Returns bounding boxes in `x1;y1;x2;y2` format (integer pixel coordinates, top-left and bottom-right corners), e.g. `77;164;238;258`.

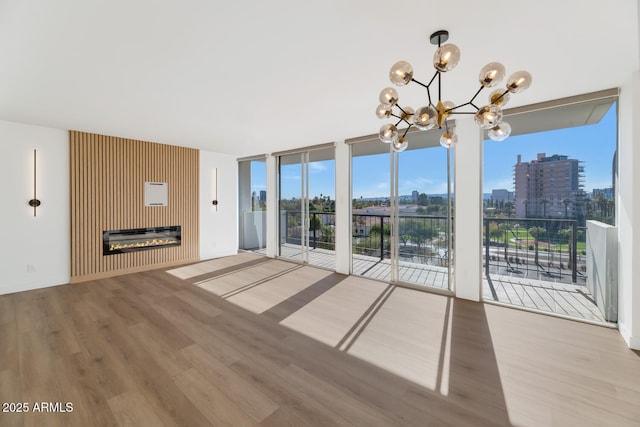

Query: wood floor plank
2;254;639;427
174;368;258;426
0;369;23;427
55;351;122;427
90;317;213;427
181;344;279;422
278;363;400;427
107;391;167;427
0;294;17;325
128;322;193;377
0;321;19;372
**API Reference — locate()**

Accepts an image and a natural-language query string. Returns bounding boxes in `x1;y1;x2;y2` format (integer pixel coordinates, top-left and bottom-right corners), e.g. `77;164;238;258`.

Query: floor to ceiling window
350;129;454;291
238;156;267;252
482;90;618;324
276;144;335;270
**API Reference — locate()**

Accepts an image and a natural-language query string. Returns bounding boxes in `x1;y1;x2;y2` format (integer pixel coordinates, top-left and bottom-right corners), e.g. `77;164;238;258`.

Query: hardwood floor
1;253;639;426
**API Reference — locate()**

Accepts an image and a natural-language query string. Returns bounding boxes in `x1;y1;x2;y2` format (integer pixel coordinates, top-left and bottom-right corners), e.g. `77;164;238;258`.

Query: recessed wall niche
144;182;168;206
70;131;199;282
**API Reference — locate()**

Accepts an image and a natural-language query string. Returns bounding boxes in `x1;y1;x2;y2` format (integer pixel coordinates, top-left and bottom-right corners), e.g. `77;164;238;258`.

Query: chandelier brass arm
376;30;532;151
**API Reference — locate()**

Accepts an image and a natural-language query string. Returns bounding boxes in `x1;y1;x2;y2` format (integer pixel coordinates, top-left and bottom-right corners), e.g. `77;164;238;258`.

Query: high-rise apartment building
514;153;585;218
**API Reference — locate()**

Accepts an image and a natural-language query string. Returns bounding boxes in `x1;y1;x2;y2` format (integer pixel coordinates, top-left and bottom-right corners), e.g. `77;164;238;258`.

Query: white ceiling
0;1;637;157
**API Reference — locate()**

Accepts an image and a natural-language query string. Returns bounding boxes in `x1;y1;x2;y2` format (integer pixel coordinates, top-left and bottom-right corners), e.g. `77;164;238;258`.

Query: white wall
586;221;618;322
618;73;640;349
0;120;70;294
199;150;238;260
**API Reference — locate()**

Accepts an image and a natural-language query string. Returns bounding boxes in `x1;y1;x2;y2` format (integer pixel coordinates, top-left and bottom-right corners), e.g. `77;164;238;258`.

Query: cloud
308;162;327;173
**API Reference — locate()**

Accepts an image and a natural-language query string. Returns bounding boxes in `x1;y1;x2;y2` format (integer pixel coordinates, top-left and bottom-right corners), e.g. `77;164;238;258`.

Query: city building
412;190;419;202
514;153;585;219
593;187;614;199
491;189;514;202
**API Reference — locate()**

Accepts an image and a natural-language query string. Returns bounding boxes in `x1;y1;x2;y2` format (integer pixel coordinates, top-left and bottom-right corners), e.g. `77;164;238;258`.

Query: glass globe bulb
376;103;393;119
489;89;510;107
392;136;408;152
478;62;506;87
412;105;438;130
488;122;512;142
379;87;399;106
433;43;460;72
389;61;414;86
440;131;458;148
474;105;504;129
400;106;414;123
506;70;532;94
379;123;398;143
442;100;456;111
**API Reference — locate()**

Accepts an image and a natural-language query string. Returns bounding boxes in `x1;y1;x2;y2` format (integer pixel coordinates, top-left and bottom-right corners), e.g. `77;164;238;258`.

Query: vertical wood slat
69;131;200;282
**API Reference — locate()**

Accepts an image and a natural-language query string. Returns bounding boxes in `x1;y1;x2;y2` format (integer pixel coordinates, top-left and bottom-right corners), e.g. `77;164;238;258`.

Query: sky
251;103;617;200
483;103;617;193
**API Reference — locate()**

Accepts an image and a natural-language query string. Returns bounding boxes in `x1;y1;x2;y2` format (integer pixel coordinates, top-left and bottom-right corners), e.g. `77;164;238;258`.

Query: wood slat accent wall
70;131;199;282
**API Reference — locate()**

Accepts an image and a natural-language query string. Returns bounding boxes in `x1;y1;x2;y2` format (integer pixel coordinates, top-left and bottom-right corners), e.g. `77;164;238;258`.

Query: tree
417;193;429;206
557;227;573;267
399;234;412;248
309;214;323;231
504;201;515;218
398;218;437;255
500;223;511;260
540;199;549;218
369;223;391;257
585;199;593;217
318;224;335;249
488;222;501;243
594;193;608;217
528;226;546;266
563;199;571;219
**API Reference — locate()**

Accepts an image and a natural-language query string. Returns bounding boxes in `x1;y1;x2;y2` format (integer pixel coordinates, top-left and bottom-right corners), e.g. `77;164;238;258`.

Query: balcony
481;217;609;322
267;212;610;323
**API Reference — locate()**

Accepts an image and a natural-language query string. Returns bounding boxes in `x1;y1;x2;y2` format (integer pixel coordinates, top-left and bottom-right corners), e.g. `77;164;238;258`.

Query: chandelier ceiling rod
376;29;532;152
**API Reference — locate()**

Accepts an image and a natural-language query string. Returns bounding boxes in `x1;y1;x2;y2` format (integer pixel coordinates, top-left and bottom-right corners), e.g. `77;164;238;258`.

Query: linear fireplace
103;226;181;255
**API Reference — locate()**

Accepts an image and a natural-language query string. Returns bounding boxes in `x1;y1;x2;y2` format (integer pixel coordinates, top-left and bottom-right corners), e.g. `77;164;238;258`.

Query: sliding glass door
482;93;618;324
278;152;307;263
277;146;335;270
351;129;453;290
238;157;267;253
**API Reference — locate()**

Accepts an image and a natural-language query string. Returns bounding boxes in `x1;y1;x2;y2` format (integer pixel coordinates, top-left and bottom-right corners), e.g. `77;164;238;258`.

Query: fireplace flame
109;238;178;252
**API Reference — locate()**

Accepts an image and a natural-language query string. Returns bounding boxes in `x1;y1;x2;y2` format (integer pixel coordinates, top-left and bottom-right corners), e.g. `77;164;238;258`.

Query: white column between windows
454;117;483;301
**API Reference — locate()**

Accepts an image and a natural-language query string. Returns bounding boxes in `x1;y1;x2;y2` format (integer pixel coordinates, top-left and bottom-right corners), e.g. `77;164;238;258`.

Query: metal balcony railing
281;211;336;251
351;213;451;266
482;217;585;284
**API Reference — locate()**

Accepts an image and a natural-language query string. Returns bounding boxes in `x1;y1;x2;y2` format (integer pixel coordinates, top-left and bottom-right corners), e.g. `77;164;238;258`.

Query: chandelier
376;30;532;152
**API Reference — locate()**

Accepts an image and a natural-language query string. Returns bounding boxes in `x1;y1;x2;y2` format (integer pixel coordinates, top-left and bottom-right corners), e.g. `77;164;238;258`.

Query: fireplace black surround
103;226;181;255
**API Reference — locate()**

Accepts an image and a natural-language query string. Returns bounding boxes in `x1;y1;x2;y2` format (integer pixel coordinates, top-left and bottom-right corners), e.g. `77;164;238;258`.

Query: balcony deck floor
250;244;607;323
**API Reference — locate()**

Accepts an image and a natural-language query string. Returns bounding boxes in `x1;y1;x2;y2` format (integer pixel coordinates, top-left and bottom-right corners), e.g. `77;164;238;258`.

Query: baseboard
629;335;640;350
70;258;200;283
618;323;640;350
199;249;238;261
0;280;69;296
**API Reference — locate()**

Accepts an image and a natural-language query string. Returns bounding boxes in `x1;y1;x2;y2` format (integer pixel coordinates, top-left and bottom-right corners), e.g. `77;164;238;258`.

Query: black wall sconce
28;149;41;216
212;167;218;211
